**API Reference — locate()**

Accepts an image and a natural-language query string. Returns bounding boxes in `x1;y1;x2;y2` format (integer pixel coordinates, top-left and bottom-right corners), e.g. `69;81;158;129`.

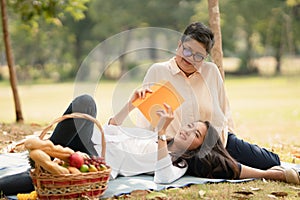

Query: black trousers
226;133;280;169
0;95;97;195
49;94;98;156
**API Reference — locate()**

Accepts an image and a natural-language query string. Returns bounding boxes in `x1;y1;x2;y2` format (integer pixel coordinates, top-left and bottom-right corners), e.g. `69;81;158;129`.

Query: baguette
25;138;74;162
30;149;69;175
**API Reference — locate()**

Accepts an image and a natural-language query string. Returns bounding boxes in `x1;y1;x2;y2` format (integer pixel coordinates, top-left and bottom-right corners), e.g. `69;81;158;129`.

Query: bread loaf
30;149;69;175
25;138;74;162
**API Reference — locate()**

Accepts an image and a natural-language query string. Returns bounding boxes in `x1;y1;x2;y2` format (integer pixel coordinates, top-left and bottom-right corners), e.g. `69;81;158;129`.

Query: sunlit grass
224;76;300;164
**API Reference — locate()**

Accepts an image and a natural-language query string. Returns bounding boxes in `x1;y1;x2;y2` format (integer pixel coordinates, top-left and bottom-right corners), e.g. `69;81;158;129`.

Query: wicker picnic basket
30;112;111;200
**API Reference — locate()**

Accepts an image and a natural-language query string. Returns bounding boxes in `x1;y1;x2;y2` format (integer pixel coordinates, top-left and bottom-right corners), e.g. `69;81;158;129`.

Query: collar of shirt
169;57;201;77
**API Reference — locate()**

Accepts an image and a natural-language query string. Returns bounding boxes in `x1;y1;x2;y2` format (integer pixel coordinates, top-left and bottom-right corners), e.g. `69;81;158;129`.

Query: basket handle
38;112;106;159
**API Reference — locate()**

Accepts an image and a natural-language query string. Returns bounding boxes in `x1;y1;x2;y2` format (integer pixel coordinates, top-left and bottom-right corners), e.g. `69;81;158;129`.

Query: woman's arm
156;103;174;160
108;88;152;126
154;103;187;184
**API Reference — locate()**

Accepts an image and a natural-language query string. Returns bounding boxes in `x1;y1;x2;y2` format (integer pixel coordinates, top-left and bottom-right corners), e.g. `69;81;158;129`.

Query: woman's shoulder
144;59;173;80
150;59;172;69
202;61;219;72
201;61;223;80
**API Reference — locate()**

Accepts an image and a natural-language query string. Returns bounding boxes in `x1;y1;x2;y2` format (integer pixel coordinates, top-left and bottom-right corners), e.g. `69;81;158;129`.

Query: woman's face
175;39;207;75
173;121;208;151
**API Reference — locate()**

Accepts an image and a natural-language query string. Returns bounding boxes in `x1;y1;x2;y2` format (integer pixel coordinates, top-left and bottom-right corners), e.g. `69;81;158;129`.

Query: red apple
69;152;84;168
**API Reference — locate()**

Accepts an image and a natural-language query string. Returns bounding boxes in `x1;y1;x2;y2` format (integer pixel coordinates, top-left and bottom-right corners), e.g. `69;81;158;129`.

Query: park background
1;0;300;199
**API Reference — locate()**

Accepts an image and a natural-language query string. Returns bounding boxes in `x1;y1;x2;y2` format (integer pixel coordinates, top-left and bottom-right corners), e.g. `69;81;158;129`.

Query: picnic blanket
1;152;300;199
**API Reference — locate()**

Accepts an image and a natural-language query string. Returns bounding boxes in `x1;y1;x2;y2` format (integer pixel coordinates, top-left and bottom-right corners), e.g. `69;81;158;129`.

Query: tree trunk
0;0;24;122
275;50;281;75
207;0;225;80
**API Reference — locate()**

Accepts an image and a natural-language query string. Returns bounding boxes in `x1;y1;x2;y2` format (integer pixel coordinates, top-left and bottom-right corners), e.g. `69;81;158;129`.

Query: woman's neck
175;59;196;77
177;65;196;77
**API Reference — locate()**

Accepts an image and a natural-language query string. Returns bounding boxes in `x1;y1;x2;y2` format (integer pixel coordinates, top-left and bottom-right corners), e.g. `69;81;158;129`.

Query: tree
207;0;224;80
1;0;90;122
260;2;299;74
192;0;224;79
219;0;299;75
1;0;23;122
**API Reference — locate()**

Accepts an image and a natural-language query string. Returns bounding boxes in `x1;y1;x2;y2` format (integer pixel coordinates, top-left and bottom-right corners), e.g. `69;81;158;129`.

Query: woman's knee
72;94;97;117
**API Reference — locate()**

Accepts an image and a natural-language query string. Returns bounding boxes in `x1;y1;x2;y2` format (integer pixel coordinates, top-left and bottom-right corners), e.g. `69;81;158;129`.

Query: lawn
1;75;300;199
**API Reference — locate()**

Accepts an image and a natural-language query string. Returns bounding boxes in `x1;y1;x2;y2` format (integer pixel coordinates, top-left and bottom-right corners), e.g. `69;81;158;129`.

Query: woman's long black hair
169;121;240;179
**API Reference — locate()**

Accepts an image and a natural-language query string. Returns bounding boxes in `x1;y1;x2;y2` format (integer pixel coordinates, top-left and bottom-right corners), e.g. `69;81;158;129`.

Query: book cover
132;81;184;127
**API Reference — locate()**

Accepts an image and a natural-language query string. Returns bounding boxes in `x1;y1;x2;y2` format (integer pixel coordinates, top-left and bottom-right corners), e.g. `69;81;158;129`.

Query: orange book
132;81;184;127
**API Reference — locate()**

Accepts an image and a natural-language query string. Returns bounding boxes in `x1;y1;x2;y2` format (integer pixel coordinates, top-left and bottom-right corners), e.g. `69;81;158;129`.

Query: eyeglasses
182;44;206;62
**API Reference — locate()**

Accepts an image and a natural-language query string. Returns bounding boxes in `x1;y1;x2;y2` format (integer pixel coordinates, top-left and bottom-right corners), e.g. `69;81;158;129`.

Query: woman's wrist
128;101;135;111
158;134;167;142
157;133;168;160
158;129;166;136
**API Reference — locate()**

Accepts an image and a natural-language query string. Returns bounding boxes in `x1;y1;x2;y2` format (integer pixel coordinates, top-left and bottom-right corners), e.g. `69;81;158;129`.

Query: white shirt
140;57;234;147
92;124;187;184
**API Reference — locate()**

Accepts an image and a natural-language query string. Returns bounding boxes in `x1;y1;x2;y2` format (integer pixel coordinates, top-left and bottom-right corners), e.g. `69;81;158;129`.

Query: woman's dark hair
170;121;240;179
181;22;215;54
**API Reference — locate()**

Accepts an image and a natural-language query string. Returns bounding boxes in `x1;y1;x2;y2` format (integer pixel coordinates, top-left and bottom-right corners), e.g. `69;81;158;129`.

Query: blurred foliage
0;0;299;82
9;0;89;23
193;0;300;74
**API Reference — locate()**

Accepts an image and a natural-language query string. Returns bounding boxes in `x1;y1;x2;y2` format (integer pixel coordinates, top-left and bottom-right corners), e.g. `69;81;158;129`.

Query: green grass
226;76;300;144
0;80;140;125
1;75;300;199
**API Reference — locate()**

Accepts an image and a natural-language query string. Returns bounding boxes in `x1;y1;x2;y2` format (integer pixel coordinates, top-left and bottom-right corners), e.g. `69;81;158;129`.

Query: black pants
0;95;97;195
226;133;280;169
50;94;98;156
